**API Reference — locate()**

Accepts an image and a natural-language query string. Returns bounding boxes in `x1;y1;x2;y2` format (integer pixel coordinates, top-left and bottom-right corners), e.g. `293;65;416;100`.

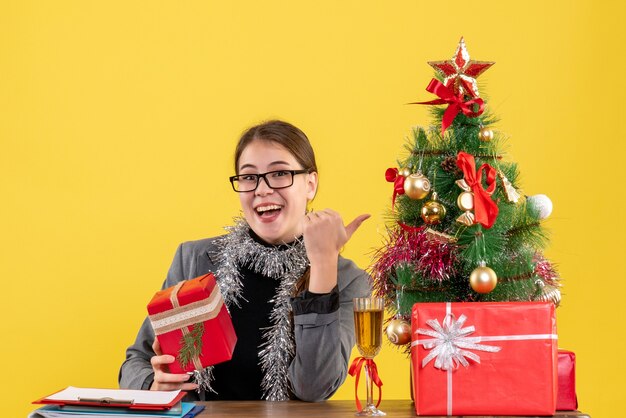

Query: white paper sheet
45;387;181;405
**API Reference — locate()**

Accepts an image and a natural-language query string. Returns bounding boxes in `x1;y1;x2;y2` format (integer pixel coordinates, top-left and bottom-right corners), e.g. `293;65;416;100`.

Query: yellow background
2;1;624;417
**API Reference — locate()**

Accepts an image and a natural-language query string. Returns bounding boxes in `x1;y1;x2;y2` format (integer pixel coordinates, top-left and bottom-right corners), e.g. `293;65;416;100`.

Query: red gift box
411;302;558;416
147;273;237;374
557;349;578;410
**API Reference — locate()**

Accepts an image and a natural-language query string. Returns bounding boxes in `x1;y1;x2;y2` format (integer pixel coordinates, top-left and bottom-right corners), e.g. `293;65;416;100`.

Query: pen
183;405;205;418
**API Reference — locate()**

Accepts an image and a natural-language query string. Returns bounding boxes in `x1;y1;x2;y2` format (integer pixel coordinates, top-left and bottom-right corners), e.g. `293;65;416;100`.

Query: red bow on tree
411;79;485;137
348;357;383;412
385;168;406;208
456;151;499;228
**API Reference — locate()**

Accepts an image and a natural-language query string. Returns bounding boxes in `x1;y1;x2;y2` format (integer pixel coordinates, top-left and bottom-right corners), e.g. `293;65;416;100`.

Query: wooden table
194;400;590;417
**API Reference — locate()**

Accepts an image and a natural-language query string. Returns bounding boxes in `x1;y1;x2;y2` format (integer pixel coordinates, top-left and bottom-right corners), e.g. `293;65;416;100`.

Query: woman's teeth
256;204;282;214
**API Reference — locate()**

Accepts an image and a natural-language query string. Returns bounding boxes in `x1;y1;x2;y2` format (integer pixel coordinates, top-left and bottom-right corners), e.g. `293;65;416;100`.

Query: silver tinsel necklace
197;218;309;401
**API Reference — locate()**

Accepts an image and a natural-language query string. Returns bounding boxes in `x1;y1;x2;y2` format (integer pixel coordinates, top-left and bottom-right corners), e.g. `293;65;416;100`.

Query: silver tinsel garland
195;218;309;400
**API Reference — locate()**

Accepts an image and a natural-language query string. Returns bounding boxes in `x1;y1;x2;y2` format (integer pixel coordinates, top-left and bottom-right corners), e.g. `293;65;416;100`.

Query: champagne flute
353;297;385;416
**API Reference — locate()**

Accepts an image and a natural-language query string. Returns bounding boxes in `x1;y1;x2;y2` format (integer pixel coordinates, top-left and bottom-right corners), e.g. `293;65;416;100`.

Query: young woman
119;120;371;402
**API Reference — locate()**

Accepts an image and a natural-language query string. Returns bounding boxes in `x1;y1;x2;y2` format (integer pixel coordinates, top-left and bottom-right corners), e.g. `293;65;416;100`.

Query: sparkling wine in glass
353;297;385;416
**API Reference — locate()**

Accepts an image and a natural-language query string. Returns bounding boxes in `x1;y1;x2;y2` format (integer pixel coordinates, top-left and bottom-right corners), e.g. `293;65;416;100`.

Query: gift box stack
147;273;236;373
371;38;581;416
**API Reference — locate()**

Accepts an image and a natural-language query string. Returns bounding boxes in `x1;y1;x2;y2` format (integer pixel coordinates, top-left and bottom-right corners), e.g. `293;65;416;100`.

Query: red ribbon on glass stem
410;78;485;137
348;357;383;412
385;167;406;208
457;151;499;228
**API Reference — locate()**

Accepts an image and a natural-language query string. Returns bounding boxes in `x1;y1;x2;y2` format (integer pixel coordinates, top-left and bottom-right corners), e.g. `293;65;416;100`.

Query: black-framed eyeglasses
229;169;310;192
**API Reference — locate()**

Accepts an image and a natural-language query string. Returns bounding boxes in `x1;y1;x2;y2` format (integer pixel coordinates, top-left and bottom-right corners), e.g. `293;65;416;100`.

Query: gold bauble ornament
404;172;431;200
399;167;412;178
421;192;447;224
478;127;494;142
470;264;498;294
386;318;412;345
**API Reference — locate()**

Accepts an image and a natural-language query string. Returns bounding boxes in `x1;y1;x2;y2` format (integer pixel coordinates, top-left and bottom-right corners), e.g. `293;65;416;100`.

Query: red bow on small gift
348;357;383;412
411;79;485;137
385;167;406;208
456;151;499;228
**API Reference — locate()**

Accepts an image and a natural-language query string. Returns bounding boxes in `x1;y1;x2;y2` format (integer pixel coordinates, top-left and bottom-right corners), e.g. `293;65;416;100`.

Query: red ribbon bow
348;357;383;412
385;167;406;208
456;151;499;228
411;78;485;137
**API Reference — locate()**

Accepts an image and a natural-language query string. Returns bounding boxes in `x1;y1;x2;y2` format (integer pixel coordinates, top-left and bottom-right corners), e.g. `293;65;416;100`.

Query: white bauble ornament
527;194;553;219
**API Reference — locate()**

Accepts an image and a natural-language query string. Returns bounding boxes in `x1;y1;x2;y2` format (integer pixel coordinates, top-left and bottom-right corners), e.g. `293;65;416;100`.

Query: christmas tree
373;38;561;347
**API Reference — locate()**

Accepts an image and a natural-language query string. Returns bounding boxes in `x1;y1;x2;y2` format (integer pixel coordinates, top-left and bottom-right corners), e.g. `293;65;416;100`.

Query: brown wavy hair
234;119;318;175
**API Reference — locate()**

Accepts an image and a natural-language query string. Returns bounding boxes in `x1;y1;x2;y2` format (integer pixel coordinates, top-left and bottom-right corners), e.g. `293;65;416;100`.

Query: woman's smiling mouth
255;204;284;220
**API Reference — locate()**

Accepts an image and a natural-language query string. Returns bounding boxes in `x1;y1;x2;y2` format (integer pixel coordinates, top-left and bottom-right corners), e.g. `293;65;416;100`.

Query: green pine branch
178;322;204;369
378;90;557;308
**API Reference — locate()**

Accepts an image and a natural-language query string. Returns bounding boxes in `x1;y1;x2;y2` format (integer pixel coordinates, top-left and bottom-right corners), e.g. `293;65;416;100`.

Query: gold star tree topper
428;37;494;98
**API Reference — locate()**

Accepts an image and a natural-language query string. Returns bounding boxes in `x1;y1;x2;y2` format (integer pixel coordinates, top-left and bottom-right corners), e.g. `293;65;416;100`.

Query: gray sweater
118;236;371;401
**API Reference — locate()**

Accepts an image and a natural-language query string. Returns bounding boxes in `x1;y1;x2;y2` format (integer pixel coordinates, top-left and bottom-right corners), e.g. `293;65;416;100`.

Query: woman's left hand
302;209;369;293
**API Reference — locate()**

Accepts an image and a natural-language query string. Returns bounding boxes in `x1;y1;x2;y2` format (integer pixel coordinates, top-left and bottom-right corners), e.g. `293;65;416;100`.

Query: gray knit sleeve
288;257;371;401
118;239;216;391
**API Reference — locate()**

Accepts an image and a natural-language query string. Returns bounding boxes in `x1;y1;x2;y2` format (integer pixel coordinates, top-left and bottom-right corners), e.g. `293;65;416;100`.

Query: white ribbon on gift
410;302;558;416
416;312;501;370
149;281;223;336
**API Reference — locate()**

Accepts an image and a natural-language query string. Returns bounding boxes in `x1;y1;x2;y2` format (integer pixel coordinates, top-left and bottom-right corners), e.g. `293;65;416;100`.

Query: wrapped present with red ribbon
411;302;558;416
557;349;578;411
147;273;237;374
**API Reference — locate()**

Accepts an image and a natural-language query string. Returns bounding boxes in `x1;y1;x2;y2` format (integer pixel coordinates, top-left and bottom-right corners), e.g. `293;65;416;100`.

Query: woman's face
236;139;318;244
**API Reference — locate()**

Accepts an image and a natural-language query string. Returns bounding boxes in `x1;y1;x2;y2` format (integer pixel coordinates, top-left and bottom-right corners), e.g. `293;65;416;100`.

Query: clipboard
33;387;187;411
